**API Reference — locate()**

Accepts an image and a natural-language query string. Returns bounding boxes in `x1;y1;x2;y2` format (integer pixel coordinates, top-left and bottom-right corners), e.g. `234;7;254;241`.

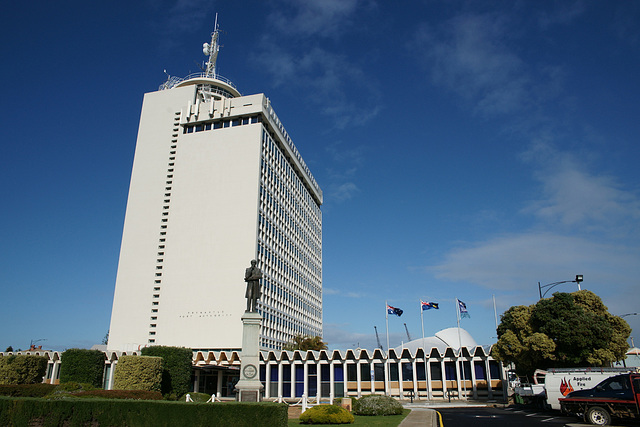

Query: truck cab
560;373;640;425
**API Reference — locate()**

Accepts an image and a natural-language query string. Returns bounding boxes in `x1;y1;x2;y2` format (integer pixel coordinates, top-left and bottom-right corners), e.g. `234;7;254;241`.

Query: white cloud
432;232;639;291
252;39;380;127
268;0;362;38
431;143;640;307
522;142;640;232
413;13;532;116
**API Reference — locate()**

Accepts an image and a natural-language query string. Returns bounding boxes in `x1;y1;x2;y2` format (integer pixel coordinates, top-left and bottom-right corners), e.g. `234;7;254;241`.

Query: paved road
438;406;640;427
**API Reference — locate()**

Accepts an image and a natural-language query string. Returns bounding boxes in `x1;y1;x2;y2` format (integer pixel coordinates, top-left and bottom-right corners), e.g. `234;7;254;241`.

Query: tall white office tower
108;19;322;352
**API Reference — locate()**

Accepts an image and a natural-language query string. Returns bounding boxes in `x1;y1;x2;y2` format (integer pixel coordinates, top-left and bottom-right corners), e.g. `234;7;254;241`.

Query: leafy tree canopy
492;290;630;377
282;335;328;351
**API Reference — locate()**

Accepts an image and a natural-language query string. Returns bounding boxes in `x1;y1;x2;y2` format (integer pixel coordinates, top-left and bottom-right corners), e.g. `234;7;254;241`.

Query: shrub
113;356;163;392
300;404;354;424
0;384;56;397
0;397;288;426
0;355;48;385
59;349;105;388
141;346;192;397
70;389;163;400
54;382;97;392
353;395;403;416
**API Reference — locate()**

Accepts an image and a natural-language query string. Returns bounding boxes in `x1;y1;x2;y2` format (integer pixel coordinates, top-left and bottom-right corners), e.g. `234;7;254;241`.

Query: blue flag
387;304;403;317
458;299;470;318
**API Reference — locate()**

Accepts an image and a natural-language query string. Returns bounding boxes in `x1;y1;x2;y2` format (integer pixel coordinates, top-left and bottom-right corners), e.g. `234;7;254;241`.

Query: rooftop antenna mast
202;13;220;78
374;326;383;350
403;323;412;341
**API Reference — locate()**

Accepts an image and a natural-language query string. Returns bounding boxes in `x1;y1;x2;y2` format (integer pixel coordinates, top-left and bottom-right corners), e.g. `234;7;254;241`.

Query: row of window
148;112;181;344
183;115;261;134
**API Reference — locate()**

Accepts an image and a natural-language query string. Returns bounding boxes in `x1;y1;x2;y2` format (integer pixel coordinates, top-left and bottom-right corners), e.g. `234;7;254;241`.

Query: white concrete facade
9;346;506;402
108;75;322;352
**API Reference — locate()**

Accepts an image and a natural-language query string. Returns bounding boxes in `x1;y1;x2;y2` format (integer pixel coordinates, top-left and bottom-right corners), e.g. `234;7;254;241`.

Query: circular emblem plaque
243;364;257;379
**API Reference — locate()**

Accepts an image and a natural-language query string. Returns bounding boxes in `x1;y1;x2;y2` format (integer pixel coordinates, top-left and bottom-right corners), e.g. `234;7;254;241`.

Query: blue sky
1;1;639;352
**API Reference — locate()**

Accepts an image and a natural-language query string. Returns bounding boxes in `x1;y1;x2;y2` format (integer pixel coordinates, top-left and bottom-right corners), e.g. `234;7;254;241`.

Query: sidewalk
398;408;441;427
402;399;502;409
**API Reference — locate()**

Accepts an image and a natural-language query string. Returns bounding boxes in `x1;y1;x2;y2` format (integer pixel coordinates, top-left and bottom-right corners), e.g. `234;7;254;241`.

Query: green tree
282;335;328;351
492;290;630;377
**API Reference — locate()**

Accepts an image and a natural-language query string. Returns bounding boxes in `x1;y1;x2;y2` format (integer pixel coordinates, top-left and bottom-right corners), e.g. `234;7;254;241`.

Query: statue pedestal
235;311;264;402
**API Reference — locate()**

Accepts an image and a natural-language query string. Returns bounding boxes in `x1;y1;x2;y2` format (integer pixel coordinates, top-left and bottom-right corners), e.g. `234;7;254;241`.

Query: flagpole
420;300;425;344
493;294;498;332
385;300;390;396
385;300;390;353
456;298;467;400
421;299;429;399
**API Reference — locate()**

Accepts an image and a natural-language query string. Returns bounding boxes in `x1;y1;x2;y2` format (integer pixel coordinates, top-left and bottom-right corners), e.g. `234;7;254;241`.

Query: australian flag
387;304;403;317
421;300;439;310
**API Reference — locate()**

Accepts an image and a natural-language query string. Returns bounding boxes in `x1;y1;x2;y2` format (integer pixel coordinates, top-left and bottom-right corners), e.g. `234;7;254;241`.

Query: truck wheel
585;406;611;426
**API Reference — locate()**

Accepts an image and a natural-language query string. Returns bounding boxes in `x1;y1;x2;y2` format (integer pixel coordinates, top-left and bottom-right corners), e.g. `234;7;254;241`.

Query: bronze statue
244;259;262;312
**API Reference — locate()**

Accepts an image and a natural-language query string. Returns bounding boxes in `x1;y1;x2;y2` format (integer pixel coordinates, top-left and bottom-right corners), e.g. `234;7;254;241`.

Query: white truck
515;367;638;410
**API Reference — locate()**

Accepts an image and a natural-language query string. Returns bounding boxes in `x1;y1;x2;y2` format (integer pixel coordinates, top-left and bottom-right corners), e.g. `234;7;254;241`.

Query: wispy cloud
252;40;380;128
522;142;640;232
268;0;364;38
413;13;530;116
432;232;639;291
431;143;640;302
411;11;569;120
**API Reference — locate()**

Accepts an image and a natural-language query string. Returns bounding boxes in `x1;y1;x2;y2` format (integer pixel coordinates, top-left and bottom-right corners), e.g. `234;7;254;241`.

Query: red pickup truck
560;373;640;425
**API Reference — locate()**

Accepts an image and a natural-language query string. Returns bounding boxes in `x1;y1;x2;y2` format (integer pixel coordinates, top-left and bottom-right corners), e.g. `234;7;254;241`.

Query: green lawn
288;408;410;426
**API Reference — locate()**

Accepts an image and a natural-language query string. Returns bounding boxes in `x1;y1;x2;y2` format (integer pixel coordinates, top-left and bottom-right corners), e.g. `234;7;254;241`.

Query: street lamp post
538;275;584;299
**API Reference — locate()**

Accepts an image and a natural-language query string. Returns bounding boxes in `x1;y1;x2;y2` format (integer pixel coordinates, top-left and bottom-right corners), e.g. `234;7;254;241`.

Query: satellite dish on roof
203;43;210;56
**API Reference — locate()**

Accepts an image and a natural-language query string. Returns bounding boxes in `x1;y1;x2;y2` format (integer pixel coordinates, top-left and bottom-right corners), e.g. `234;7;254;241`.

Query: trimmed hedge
141;346;192;397
353;395;403;416
70;389;163;400
0;355;48;385
300;404;354;424
113;355;163;392
0;384;56;398
0;397;288;426
59;349;105;388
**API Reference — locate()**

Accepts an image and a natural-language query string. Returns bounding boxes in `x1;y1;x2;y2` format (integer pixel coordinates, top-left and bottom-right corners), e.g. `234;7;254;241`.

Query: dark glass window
389;363;399;381
320;365;330;382
214;122;222;129
374;363;385;381
474;362;486;380
416;362;426;381
195;124;204;132
402;362;413;381
489;361;501;380
360;363;370;381
445;362;456;380
347;364;357;381
205;123;212;130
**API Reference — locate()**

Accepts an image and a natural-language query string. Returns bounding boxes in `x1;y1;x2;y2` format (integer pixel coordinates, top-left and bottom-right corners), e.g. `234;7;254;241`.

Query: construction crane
404;323;412;341
374;326;383;350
